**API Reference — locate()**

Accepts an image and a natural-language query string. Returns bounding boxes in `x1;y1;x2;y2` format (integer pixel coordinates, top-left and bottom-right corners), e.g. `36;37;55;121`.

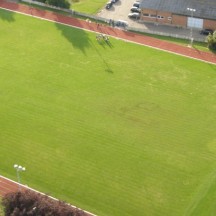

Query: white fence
127;26;205;42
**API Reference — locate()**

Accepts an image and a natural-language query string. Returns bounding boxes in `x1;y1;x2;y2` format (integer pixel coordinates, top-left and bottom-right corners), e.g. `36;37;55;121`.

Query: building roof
140;0;216;20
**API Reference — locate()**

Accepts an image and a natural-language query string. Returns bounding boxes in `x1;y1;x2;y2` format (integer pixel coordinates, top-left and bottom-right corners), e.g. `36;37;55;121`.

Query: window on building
150;14;156;18
157;15;164;19
143;13;149;17
167;17;172;21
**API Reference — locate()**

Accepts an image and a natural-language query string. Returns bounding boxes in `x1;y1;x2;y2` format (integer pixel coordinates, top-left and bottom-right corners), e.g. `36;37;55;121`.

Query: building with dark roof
140;0;216;30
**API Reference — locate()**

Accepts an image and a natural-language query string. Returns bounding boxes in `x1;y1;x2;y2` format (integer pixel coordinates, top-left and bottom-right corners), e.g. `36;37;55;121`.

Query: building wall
172;14;187;27
204;19;216;30
141;8;216;30
141;9;157;22
141;9;178;25
157;11;172;24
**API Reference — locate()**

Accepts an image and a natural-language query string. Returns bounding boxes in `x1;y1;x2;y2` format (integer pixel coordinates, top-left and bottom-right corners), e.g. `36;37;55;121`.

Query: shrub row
1;190;88;216
35;0;71;9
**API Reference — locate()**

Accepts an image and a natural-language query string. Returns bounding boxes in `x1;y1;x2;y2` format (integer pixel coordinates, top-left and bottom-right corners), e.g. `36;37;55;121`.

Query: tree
206;31;216;51
36;0;71;9
1;190;87;216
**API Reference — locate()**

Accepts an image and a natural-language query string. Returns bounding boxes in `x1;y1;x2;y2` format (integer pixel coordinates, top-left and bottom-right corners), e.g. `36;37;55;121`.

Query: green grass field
69;0;107;14
1;9;216;216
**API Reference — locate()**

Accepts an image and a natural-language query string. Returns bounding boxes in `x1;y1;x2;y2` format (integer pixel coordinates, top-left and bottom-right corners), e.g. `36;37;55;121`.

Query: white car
130;6;141;13
133;2;140;7
116;20;128;27
128;12;140;19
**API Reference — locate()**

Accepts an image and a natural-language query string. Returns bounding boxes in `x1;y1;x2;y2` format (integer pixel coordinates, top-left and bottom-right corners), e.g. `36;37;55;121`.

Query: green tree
207;31;216;50
1;190;86;216
36;0;70;9
46;0;70;9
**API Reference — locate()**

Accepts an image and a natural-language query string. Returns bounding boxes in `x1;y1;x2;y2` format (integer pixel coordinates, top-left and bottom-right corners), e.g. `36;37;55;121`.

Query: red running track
0;176;20;196
0;0;216;64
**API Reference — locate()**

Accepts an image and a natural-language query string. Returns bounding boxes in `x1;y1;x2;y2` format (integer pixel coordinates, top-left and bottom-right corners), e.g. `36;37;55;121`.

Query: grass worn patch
1;9;216;216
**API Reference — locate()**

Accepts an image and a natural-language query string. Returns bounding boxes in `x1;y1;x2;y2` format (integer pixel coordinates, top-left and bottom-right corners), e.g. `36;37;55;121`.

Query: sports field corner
0;175;95;215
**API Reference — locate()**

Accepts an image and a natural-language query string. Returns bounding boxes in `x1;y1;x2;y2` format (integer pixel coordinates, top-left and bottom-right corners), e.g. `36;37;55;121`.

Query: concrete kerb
0;175;96;216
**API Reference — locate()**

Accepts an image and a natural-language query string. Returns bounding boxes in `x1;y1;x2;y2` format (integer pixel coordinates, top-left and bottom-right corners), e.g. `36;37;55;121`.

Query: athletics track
0;0;216;65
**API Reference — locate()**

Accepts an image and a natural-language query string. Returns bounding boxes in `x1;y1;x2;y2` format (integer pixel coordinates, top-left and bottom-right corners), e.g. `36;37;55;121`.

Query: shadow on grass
91;40;114;74
55;22;91;55
55;17;113;72
0;7;16;22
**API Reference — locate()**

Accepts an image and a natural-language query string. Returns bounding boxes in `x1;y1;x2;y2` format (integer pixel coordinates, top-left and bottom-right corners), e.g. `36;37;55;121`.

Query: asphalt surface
97;0;206;41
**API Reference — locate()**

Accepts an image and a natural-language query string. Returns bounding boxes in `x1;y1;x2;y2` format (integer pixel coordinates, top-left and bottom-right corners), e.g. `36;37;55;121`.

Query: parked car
111;0;119;3
115;20;128;28
130;6;141;13
106;2;113;9
133;2;140;8
200;29;213;35
128;12;140;19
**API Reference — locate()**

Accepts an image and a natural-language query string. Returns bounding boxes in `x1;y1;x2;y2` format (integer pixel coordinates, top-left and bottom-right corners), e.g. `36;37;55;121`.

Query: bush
207;31;216;51
35;0;71;9
1;190;88;216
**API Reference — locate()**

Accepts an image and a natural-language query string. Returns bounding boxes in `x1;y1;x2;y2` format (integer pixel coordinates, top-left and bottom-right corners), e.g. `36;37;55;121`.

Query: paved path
0;0;216;64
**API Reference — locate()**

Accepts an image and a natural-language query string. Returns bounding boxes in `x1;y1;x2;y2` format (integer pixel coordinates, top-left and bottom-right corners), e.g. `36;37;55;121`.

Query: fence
127;26;205;42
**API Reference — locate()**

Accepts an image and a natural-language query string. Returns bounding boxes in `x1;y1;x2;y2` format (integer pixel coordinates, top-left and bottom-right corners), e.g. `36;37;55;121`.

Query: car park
115;20;128;28
106;2;113;9
130;6;141;13
128;12;140;19
200;29;213;35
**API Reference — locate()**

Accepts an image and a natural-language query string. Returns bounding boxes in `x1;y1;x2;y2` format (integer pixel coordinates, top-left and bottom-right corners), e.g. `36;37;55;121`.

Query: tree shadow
55;21;91;55
54;15;113;72
0;7;17;22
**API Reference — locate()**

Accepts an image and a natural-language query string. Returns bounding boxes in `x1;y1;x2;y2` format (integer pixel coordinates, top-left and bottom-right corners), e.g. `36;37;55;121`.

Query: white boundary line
0;6;216;65
0;175;96;216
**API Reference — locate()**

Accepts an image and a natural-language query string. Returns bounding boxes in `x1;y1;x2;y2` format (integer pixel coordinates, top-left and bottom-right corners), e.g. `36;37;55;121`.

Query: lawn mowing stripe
1;8;216;216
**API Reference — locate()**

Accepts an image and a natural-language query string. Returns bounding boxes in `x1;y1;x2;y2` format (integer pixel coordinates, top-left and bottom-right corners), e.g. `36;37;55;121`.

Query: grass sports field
1;9;216;216
69;0;107;14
